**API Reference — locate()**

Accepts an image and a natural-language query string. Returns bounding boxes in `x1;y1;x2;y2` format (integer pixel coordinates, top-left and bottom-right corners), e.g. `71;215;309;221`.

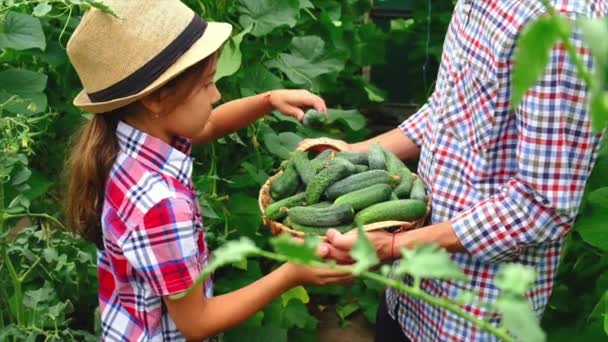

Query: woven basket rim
258;140;431;238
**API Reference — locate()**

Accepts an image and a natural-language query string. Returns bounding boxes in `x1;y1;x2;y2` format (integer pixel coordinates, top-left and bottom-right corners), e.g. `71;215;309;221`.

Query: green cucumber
409;177;428;202
283;217;353;234
393;167;414;198
306;164;350;204
383;148;414;198
327;156;358;174
336;151;368;165
265;192;307;220
334;183;392;210
310;150;334;173
270;160;300;200
354;200;427;225
309;201;333;208
355;164;369;173
303;109;327;128
288;204;354;227
325;170;392;200
292;150;315;185
368;144;387;170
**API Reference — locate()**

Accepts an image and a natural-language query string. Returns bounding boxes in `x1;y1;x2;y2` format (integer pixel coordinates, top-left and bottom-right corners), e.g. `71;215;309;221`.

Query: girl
64;1;351;341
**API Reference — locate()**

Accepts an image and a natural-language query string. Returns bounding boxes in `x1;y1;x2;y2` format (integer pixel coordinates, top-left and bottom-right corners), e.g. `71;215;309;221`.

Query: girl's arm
164;262;352;340
194;89;327;144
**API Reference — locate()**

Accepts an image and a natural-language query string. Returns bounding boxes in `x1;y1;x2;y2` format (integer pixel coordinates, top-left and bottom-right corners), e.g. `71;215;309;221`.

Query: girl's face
159;61;220;140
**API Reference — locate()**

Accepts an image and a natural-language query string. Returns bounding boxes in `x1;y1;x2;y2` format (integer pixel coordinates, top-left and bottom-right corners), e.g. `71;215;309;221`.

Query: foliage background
0;0;606;341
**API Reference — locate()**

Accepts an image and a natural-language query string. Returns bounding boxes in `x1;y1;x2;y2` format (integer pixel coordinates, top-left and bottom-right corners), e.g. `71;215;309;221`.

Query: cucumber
283;217;353;234
383;148;414;198
265;192;307;220
327;156;358;174
393;167;414;198
292;150;315;185
270;161;300;200
355;164;369;173
336;151;368;165
310;150;335;173
306;164;350;204
334;183;392;210
409;177;428;202
288;204;355;227
303;109;327;128
309;201;333;208
325;170;392;200
354;200;427;225
368;144;387;170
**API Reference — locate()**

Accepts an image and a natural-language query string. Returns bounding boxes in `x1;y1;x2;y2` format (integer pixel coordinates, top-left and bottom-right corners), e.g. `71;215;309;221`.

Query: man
314;0;606;341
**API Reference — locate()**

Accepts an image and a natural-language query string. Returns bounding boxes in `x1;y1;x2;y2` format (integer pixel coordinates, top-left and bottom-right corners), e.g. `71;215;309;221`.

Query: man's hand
320;228;395;263
268;89;327;121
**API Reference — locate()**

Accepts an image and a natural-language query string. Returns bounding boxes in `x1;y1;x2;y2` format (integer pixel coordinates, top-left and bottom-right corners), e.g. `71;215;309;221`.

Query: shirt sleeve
399;103;431;147
122;197;201;295
451;28;602;263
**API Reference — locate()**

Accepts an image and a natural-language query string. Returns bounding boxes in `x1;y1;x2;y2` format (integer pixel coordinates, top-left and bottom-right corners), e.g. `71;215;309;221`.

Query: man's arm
351;103;431;160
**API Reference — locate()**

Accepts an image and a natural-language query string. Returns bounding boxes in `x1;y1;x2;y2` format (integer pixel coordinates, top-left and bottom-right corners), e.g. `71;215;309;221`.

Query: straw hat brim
73;22;232;114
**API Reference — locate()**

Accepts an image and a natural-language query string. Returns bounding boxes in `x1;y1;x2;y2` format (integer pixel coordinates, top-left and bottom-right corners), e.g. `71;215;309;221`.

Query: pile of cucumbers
264;143;429;235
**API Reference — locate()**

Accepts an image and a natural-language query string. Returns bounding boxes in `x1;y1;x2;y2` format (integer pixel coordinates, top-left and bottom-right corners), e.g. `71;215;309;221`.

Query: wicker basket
258;138;431;238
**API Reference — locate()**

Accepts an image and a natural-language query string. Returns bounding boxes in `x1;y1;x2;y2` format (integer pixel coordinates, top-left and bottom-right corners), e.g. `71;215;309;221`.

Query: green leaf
239;65;283;93
223;326;287;342
495;264;536;296
266;53;344;87
352;23;387;66
281;286;310;306
390;18;414;32
588;187;608;210
290;36;326;60
283;299;313;328
350;224;379;275
215;25;253;81
237;0;300;37
326;109;367;131
511;17;563;108
393;244;466;281
278;132;303;151
574;212;608;252
579;18;608;69
169;238;260;300
495;296;546;342
364;83;386;103
270;233;321;264
263;132;292;159
605;293;608;336
0;11;46;51
32;3;53;17
0;68;48;114
10;167;31;185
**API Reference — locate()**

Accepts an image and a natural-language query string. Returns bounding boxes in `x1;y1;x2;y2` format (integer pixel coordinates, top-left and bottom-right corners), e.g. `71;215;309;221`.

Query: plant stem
3;249;23;325
255;250;513;341
4;213;66;230
540;0;594;87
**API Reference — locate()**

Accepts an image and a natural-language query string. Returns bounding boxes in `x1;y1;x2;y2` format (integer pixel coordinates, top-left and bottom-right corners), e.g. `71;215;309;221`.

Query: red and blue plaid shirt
98;121;211;341
387;0;606;340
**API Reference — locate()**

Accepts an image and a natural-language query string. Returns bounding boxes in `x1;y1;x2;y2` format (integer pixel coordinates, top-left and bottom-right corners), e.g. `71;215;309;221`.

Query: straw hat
67;0;232;113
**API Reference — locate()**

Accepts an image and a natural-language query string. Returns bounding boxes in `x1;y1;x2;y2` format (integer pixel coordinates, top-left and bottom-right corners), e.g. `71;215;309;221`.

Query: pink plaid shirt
387;0;606;340
97;122;211;341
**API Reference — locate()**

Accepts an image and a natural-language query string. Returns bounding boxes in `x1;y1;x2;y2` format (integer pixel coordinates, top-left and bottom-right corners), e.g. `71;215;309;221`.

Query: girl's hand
283;262;355;286
268;89;327;121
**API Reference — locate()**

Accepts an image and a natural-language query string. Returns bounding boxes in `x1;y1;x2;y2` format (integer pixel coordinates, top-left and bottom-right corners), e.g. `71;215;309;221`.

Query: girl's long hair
65;53;218;249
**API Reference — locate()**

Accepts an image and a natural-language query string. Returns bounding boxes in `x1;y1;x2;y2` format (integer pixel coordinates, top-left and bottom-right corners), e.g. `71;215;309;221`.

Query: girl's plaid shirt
97;121;212;341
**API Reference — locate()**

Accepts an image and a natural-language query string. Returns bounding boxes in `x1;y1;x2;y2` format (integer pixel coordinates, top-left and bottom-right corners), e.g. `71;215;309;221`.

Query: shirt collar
116;121;193;187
